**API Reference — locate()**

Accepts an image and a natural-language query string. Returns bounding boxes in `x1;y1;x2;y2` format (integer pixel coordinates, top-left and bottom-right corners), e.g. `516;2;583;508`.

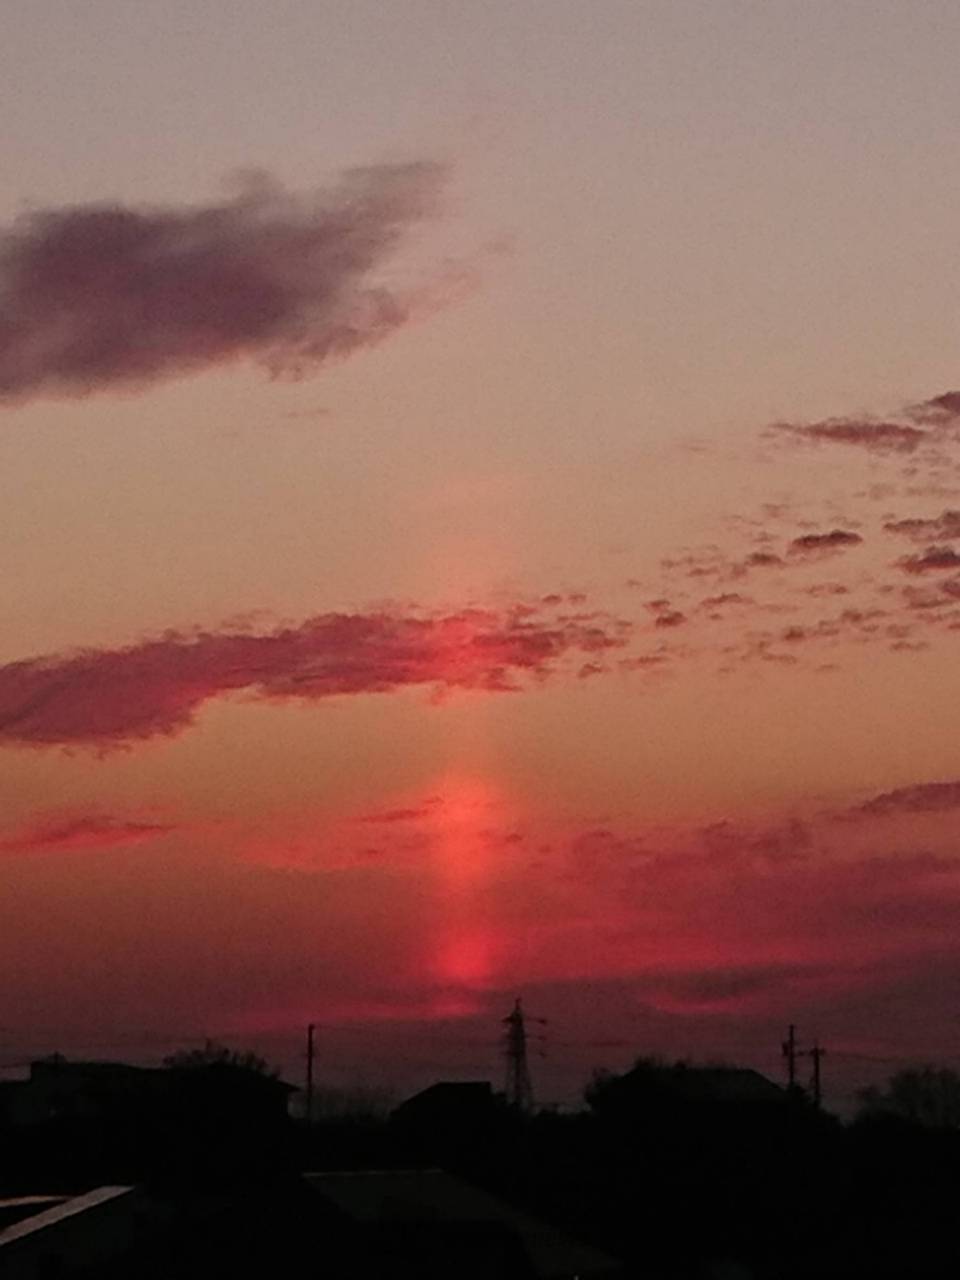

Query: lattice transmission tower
503;996;544;1112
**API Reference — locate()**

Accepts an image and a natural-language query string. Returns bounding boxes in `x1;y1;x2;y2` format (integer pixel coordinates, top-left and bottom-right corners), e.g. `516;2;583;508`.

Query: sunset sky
4;1;960;1108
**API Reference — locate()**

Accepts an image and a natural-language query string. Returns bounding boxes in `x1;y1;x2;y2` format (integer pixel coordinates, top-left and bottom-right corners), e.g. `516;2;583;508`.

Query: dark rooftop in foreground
306;1167;623;1279
611;1061;786;1105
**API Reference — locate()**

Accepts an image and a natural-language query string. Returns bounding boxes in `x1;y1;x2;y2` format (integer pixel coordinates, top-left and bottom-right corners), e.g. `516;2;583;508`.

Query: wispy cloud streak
780;419;928;454
0;812;174;853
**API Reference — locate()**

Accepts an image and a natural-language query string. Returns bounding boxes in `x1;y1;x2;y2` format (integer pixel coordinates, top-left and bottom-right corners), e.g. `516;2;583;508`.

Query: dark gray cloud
0;163;445;403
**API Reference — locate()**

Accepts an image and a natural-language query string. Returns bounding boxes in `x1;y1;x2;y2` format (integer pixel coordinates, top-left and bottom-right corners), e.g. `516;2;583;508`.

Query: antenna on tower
503;996;544;1112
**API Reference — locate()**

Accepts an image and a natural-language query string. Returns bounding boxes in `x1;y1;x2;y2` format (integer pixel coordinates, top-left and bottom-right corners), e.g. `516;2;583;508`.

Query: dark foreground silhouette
3;1052;960;1278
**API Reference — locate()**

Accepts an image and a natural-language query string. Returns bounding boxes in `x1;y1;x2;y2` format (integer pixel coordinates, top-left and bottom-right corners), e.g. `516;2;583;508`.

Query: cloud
897;545;960;574
0;603;629;749
659;547;787;586
7;788;960;1091
883;510;960;542
780;419;928;454
699;593;751;608
743;550;783;569
619;653;671;671
645;599;686;629
853;781;960;818
695;816;813;862
0;812;174;853
0;163;445;403
900;584;950;611
907;390;960;422
529;809;960;1016
577;661;608;678
356;802;440;825
634;961;833;1013
788;529;863;556
643;391;960;672
772;390;960;459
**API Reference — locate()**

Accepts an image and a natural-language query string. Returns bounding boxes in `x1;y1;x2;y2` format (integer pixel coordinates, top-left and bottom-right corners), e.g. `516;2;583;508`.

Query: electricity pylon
503;996;544;1112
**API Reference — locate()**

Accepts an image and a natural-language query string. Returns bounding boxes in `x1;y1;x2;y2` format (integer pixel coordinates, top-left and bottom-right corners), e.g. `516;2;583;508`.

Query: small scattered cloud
788;529;863;556
355;803;440;825
883;510;960;542
852;781;960;818
898;545;960;574
743;550;783;569
644;599;686;630
578;661;607;678
699;593;751;609
901;584;950;611
779;419;928;454
619;653;671;671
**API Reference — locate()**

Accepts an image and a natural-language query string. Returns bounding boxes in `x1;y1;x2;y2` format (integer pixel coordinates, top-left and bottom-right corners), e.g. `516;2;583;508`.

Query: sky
4;0;960;1110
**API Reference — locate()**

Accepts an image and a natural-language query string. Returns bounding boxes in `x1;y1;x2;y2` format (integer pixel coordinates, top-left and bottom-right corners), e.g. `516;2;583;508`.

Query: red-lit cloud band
5;778;960;1062
0;603;628;748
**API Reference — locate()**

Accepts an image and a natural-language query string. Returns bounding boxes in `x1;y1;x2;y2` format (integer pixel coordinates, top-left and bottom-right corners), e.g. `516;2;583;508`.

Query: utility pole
781;1026;826;1107
781;1024;798;1090
809;1041;825;1109
503;997;535;1112
306;1023;316;1123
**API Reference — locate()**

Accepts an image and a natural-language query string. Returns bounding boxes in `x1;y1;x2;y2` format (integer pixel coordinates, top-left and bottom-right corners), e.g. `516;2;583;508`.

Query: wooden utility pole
306;1023;316;1123
781;1024;798;1090
809;1041;825;1109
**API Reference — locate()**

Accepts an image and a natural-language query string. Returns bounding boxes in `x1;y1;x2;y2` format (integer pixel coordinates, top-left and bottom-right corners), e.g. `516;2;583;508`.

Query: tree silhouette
163;1039;276;1078
857;1066;960;1129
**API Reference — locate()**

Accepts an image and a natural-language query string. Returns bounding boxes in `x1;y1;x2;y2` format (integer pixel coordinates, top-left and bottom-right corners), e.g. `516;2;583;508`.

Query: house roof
27;1057;296;1092
0;1186;134;1250
620;1063;784;1104
393;1080;494;1112
306;1169;621;1279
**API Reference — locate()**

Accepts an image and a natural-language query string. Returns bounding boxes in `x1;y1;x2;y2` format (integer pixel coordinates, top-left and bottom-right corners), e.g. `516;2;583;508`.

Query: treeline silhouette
4;1047;960;1278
